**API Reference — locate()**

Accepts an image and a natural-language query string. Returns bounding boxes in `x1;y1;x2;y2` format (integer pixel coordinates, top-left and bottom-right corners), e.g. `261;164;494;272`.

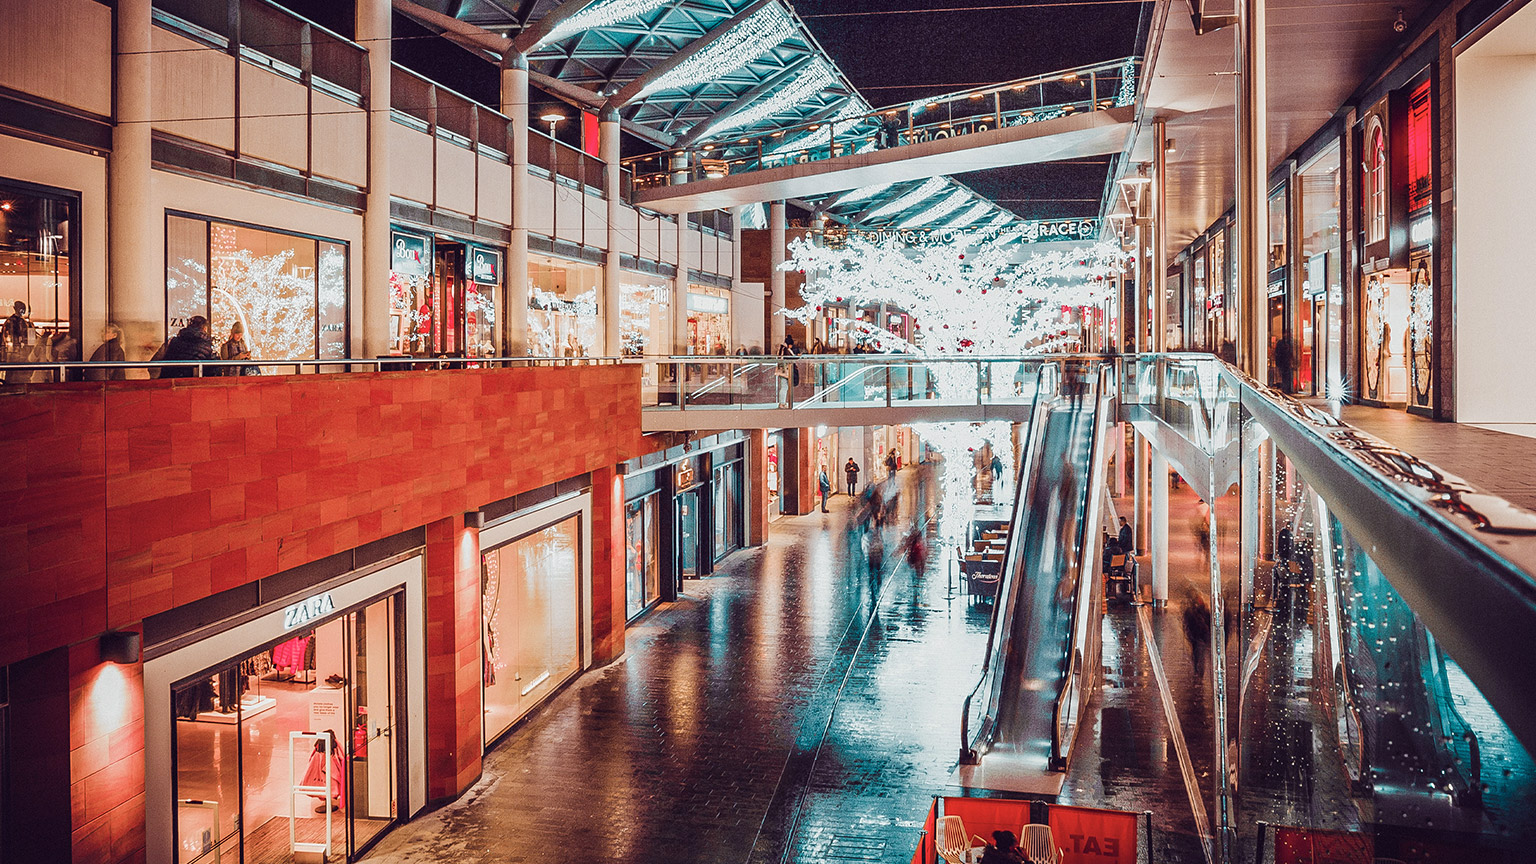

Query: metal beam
392;0;511;52
604;0;778;110
511;0;600;53
675;54;815;147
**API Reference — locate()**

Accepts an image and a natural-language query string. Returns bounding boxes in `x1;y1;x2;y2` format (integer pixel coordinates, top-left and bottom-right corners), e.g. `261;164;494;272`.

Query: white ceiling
1132;0;1432;259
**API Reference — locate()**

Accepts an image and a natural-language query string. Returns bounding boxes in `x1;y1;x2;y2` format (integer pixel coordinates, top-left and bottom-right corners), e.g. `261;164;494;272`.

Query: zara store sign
283;592;336;630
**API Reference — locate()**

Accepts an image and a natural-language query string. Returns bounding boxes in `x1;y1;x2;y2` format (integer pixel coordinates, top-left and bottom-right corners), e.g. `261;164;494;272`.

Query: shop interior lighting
862;177;949;223
538;0;675;47
898;191;972;228
637;3;796;99
698;61;837;141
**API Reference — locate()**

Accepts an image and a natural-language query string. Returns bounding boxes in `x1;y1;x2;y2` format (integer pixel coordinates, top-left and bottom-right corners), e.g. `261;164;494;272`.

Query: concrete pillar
500;55;530;355
672;215;689;354
810;211;826;345
769;200;786;349
110;0;160;360
423;514;483;800
1133;430;1148;552
601;110;623;356
589;465;627;664
1153;119;1169;352
358;0;392;359
1237;0;1269;378
1150;448;1170;604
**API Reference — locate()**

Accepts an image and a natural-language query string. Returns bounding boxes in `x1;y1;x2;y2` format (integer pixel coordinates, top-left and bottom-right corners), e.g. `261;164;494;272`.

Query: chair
1022;824;1063;864
936;815;984;864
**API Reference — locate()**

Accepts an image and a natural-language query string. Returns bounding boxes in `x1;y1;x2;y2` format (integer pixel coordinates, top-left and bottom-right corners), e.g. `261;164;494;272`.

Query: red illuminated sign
1407;79;1432;214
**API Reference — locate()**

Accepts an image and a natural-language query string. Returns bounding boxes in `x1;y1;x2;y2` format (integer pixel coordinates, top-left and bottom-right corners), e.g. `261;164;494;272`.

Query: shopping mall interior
2;0;1536;863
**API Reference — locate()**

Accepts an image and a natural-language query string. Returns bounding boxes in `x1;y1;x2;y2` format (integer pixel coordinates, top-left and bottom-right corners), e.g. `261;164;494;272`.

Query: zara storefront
143;553;428;864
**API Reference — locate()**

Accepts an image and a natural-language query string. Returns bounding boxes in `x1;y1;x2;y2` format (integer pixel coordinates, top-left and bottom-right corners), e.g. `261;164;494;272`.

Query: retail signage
1017;218;1099;243
471;247;501;285
1409;215;1433;247
283;592;336;630
829;219;1098;248
675;462;695;490
391;231;430;277
687;292;729;314
1046;805;1139;864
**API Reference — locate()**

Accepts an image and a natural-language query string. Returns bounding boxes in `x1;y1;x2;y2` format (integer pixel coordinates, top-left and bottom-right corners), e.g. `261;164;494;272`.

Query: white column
672;215;688;354
110;0;160;361
358;0;392;359
1150;448;1170;605
500;55;530;355
769;200;786;349
1153;119;1169;352
1133;430;1148;552
1237;0;1269;378
600;110;622;356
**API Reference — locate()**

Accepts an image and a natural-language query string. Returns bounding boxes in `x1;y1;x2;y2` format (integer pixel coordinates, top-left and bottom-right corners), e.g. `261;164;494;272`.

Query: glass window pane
211;223;318;361
318;241;348;360
173;670;240;864
527;256;601;356
166;216;209;341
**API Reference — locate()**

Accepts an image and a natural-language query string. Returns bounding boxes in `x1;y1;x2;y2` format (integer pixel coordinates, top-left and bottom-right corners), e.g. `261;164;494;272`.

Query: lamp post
540;112;563;170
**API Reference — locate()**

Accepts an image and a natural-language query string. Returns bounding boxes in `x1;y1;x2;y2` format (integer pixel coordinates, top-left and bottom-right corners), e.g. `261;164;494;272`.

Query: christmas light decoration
766;101;869;159
539;0;675;47
897;190;972;228
740;202;766;229
638;3;796;99
1115;57;1138;107
620;282;671;356
943;202;994;230
861;177;948;223
781;232;1125;539
835;181;896;207
700;61;838;140
528;284;599;356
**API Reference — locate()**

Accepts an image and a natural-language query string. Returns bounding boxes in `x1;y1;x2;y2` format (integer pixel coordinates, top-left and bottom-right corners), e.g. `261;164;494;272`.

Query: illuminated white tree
781;232;1124;542
620;283;671;356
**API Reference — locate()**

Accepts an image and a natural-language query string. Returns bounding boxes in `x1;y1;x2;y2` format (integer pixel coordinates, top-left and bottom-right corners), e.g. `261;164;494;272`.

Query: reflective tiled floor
368;466;996;864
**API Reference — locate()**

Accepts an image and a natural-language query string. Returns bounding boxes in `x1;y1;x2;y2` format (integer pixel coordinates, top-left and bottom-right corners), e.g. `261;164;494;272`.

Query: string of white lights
943;201;994;230
638;3;796;98
831;181;895;206
539;0;675;47
739;202;766;229
861;177;948;223
897;191;972;228
699;62;838;140
767;100;868;157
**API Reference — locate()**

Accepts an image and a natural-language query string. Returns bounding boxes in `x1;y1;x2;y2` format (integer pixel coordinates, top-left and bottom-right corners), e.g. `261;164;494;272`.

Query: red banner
1273;826;1372;864
1047;805;1139;864
941;797;1032;850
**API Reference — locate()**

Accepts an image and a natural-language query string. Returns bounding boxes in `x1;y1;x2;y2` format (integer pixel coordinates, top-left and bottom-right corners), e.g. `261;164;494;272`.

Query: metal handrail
0;355;627;382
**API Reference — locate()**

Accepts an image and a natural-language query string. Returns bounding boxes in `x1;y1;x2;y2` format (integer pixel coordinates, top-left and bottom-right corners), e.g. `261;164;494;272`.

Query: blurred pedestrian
903;528;927;581
86;324;127;381
884;448;898;478
844;457;860;496
1182;587;1212;680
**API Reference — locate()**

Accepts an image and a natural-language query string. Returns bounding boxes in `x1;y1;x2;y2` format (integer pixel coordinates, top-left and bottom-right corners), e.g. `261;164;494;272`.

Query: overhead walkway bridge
623;59;1138;214
642;352;1536;855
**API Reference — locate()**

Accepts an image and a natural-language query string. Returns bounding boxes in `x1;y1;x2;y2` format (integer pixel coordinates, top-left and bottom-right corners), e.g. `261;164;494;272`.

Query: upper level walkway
623;59;1138;214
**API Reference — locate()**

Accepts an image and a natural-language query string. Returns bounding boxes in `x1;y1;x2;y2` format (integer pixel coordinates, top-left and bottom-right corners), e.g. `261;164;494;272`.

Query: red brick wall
69;634;145;864
424;515;483;802
0;365;643;668
747;430;768;546
590;465;626;665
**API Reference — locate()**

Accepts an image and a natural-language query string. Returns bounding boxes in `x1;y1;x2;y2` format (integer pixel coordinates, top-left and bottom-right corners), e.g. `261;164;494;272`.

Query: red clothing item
302;748;346;803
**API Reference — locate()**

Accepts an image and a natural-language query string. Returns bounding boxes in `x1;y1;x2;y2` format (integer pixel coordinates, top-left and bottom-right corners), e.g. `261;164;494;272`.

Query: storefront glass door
677;490;700;580
173;593;399;864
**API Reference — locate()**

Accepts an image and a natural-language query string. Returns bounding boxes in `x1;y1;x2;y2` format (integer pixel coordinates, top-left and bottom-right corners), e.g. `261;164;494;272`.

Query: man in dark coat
1117;516;1134;556
161;316;217;378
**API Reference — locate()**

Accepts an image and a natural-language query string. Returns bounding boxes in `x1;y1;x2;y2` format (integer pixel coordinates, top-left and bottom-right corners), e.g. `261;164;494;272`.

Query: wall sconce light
464;511;485;529
99;631;141;665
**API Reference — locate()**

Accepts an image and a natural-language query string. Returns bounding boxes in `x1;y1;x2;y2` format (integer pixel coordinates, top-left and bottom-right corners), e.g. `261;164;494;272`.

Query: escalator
958;362;1113;795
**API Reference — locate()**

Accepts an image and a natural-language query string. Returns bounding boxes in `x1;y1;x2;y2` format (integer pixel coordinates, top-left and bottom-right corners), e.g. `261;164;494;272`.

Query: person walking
85;324;127;381
844;458;860;496
818;466;831;513
884;448;898;478
1182;587;1213;681
161;316;217;378
903;528;927;581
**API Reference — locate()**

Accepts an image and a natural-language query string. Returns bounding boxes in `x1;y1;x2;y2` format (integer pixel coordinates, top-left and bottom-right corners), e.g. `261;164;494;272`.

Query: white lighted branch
897;191;972;229
834;182;896;207
540;0;675;47
861;177;948;223
701;62;839;140
638;4;796;99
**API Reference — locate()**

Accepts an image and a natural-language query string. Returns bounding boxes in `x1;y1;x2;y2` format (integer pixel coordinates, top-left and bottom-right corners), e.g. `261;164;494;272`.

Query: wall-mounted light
464;511;485;529
99;630;141;665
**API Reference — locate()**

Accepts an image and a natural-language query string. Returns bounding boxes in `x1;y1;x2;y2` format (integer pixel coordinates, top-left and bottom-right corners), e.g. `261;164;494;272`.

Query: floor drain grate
825;834;889;860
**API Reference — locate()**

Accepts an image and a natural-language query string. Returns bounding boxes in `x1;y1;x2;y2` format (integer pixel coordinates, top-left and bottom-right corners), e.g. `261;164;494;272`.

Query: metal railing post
994;91;1002;127
1090;71;1097;108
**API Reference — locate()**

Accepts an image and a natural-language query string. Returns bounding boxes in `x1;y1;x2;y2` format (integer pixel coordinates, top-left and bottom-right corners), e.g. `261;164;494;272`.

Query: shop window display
388;235;501;358
481;515;582;742
624;495;661;619
686;285;729;355
166;215;347;362
0;181;79;362
173;595;397;864
528;256;600;356
620;281;670;357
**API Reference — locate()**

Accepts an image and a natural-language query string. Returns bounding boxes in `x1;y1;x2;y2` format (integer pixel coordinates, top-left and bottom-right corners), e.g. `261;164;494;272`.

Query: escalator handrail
1047;363;1113;766
960;361;1060;760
